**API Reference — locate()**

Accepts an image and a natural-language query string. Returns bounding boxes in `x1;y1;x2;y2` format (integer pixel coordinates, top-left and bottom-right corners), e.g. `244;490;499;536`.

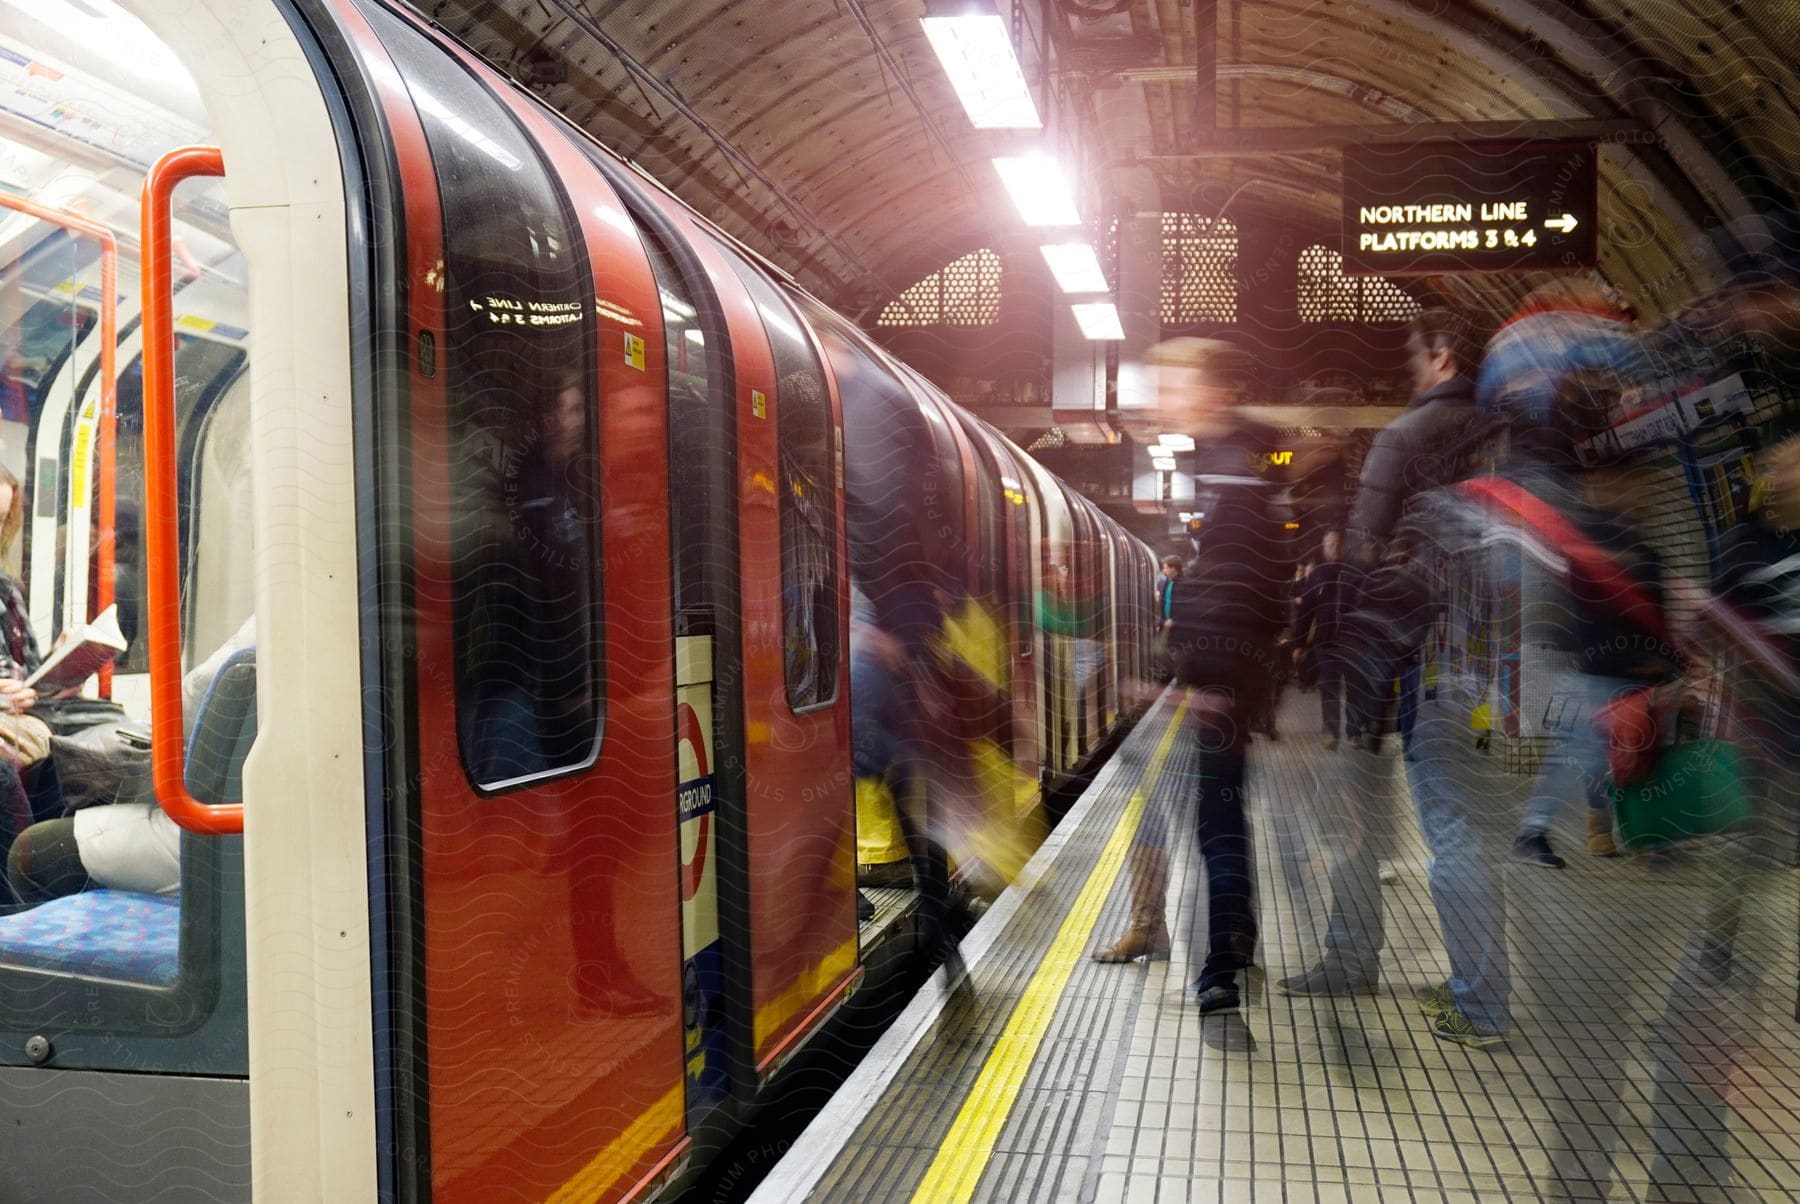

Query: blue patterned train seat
0;891;181;986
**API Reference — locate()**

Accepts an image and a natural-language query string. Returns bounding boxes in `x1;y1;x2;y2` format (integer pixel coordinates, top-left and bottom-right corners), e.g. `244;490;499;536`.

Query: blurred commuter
1292;530;1361;749
851;584;914;891
1505;429;1682;871
1152;555;1182;682
1277;308;1489;1006
1092;338;1288;1018
1154;555;1182;630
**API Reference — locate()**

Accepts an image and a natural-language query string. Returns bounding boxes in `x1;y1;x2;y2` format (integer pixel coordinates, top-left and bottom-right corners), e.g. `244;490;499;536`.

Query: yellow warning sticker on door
624;332;646;371
751;389;767;420
69;398;96;511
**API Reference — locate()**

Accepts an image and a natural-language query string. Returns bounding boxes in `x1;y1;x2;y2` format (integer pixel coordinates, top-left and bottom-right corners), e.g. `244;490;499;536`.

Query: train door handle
141;145;241;835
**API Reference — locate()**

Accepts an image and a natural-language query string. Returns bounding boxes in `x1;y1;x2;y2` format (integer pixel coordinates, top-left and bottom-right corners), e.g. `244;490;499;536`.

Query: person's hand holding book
0;678;37;714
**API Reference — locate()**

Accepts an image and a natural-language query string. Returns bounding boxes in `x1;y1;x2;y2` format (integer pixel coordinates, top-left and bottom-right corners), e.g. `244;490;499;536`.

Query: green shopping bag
1610;739;1754;850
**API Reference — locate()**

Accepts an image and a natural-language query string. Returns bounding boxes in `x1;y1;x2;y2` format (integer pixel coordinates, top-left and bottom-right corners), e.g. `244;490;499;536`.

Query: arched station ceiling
422;0;1795;324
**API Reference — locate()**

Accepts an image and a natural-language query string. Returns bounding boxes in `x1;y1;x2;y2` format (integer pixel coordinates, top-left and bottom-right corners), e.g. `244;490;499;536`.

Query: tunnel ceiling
419;0;1795;325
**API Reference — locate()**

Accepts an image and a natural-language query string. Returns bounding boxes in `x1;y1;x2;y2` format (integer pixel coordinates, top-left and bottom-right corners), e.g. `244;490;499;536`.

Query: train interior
0;0;252;1023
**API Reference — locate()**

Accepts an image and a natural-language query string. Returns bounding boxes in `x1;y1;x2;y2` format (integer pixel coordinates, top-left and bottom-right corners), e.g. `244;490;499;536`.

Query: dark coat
1168;416;1292;687
1348;376;1489;556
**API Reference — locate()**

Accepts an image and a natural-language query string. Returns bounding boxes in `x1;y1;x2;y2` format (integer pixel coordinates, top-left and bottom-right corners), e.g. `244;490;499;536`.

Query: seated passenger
0;465;76;860
6;616;255;905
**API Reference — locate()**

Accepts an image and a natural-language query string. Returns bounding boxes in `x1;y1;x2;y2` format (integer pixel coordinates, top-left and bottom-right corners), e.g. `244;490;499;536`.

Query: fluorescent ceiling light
1040;243;1108;294
992;156;1081;227
921;12;1042;129
1071;301;1124;340
1158;433;1195;452
1152;456;1177;471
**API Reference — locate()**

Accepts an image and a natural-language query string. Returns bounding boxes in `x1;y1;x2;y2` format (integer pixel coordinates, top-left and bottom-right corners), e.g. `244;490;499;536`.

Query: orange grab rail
141;146;240;835
0;190;118;698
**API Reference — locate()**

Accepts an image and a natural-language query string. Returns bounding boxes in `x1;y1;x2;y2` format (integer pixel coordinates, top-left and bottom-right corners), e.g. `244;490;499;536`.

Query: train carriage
0;2;1152;1200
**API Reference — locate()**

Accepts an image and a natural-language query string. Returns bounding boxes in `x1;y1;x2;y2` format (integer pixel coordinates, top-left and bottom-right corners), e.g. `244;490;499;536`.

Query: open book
25;604;127;691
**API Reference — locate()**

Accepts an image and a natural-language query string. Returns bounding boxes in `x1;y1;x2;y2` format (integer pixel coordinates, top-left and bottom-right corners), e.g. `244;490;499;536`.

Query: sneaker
1377;861;1400;885
1195;982;1241;1015
856;891;875;923
1427;1006;1506;1049
1274;962;1378;997
1322;734;1340;751
1413;981;1455;1016
1511;832;1565;869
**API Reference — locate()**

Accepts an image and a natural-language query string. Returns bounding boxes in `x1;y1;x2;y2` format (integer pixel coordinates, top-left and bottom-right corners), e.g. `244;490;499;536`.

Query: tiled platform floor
756;688;1800;1204
1103;690;1800;1204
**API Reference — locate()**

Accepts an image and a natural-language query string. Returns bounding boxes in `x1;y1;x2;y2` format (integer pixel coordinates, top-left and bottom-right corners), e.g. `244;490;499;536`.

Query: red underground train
0;1;1155;1200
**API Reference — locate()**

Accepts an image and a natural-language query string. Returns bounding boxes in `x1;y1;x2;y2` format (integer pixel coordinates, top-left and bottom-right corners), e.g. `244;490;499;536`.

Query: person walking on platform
1092;338;1289;1018
1152;555;1182;683
1292;529;1361;749
1274;309;1492;1031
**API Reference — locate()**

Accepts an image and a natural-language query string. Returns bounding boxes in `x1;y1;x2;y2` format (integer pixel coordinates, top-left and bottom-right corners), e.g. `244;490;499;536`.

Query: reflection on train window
0;299;97;422
377;6;603;789
717;245;840;710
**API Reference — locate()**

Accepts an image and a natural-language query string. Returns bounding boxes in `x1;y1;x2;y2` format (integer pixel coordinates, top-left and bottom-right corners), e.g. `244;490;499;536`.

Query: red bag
1593;687;1658;787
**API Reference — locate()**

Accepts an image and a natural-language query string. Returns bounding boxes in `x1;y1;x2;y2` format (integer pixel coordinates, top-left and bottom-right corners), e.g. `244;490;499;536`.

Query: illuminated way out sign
1341;141;1597;275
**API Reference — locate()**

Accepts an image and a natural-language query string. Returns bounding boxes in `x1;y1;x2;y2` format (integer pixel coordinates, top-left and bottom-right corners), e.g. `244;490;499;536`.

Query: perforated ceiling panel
877;247;1001;328
1297;245;1421;324
1160;214;1237;325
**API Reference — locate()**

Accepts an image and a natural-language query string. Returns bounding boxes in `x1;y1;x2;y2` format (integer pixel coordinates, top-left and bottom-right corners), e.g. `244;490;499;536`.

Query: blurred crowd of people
1068;210;1800;1197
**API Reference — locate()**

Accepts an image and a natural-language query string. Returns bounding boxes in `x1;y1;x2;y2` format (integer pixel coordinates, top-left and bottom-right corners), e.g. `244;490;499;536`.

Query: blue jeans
1407;692;1511;1033
1320;742;1399;977
1519;671;1636;840
1317;642;1357;738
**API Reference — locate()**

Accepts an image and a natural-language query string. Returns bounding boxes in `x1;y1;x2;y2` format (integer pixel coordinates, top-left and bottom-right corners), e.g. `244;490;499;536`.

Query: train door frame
122;1;377;1198
954;415;1043;797
335;5;690;1199
1065;492;1099;757
578;147;754;1139
1019;455;1072;774
683;229;859;1083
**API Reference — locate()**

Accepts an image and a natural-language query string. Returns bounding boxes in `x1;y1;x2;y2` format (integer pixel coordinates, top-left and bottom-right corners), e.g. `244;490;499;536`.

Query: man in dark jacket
1275;309;1499;1049
1091;338;1289;1018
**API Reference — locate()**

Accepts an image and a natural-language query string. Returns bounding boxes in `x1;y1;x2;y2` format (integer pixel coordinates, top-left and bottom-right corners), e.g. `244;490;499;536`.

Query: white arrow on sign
1543;213;1579;234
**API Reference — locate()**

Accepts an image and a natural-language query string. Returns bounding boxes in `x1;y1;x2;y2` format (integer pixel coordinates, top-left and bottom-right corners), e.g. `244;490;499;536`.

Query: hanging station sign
1341;141;1598;275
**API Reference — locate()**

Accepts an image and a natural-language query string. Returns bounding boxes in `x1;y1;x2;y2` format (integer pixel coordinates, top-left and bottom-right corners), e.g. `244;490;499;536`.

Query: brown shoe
1093;847;1170;963
1587;808;1620;858
1092;915;1171;963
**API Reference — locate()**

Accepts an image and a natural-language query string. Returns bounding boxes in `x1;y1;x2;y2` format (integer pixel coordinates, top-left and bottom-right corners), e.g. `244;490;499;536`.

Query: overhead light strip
920;11;1042;130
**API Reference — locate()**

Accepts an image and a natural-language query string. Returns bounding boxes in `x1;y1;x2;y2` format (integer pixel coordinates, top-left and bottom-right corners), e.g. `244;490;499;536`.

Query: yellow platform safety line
908;695;1190;1204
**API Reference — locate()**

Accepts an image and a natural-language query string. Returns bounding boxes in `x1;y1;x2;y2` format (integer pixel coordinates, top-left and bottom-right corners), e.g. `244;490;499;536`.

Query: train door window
638;234;718;621
713;245;840;711
370;5;604;789
0;76;251;1072
1000;440;1031;656
966;428;1001;602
